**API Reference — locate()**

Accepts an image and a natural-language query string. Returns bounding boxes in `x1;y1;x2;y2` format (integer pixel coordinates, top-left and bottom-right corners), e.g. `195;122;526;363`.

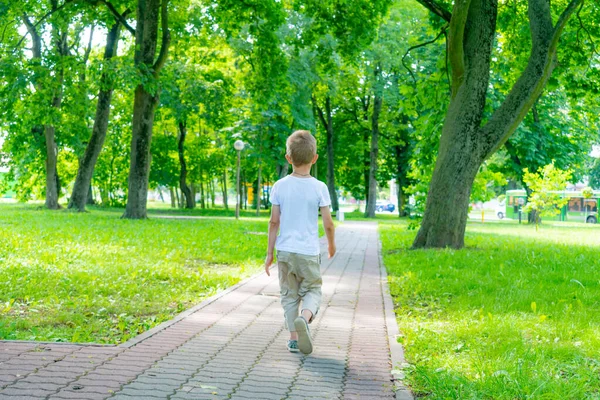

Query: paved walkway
0;222;410;400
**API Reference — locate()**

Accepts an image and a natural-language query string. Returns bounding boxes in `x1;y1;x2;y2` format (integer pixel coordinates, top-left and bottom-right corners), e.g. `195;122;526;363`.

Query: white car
496;203;506;219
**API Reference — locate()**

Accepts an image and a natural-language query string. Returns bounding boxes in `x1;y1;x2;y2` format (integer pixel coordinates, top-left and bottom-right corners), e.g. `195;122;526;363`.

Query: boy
264;130;336;355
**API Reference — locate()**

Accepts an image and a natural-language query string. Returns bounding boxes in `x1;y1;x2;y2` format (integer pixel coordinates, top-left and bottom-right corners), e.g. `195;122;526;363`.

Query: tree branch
21;14;42;58
447;0;472;97
480;0;584;159
15;1;73;52
312;96;328;129
414;0;452;22
98;0;136;35
402;26;447;85
152;0;171;76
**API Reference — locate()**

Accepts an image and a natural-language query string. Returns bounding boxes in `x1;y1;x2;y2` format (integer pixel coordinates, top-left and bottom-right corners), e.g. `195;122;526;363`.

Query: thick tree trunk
69;21;121;211
412;0;580;248
123;0;170;219
413;127;483;248
177;121;194;209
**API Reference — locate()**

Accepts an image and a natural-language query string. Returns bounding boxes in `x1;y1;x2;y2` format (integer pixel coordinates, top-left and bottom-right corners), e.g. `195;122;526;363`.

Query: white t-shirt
269;175;331;256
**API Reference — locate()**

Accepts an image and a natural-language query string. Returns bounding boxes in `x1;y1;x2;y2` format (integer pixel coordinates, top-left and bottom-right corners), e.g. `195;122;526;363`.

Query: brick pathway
0;222;410;400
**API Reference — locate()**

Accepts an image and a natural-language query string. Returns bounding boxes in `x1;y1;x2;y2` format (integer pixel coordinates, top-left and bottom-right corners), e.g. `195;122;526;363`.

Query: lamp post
234;140;245;220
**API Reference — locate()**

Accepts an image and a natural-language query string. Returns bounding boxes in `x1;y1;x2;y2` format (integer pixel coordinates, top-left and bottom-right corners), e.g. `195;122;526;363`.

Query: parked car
376;202;396;213
496;203;506;219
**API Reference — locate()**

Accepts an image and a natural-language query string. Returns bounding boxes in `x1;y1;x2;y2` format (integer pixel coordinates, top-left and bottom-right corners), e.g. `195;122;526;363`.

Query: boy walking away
264;130;336;355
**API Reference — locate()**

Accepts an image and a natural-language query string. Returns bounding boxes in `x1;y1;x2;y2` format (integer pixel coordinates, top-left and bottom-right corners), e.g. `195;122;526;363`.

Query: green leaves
522;162;572;221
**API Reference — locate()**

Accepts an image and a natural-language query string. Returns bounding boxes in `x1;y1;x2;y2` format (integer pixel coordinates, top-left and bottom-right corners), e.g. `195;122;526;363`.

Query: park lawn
146;202;271;218
0;204;269;344
381;220;600;399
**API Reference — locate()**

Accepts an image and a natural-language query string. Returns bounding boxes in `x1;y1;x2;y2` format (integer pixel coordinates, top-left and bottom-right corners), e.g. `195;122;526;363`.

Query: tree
68;9;131;211
412;0;585;249
122;0;171;219
522;162;571;229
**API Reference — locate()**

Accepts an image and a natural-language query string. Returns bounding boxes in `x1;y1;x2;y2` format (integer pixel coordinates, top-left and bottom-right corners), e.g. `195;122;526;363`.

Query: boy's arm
320;207;336;258
264;205;281;276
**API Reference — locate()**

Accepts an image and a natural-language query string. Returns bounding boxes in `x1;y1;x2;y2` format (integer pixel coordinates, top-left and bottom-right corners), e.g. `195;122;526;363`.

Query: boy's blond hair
286;130;316;166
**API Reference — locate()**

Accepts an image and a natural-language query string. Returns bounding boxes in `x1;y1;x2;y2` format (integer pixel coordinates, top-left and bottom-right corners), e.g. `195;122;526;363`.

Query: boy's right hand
328;244;336;258
264;253;274;276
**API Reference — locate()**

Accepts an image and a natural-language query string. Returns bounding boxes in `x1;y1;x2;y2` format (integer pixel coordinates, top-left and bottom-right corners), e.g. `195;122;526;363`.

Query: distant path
0;222;411;399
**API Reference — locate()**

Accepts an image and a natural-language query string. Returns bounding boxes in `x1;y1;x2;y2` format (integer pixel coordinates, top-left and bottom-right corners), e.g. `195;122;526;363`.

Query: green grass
0;204;269;344
381;220;600;399
343;210;401;220
146;202;271;218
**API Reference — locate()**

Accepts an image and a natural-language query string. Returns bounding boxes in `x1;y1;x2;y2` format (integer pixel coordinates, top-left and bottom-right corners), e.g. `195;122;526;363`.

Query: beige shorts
277;251;322;331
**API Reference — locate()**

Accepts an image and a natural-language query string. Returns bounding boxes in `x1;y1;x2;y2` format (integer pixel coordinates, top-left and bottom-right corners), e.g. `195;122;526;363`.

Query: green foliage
0;205;268;343
382;220;600;399
589;158;600;190
522;163;572;225
471;167;507;203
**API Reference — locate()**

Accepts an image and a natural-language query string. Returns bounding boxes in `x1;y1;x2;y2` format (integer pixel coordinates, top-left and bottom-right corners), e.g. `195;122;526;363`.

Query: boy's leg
294;254;322;355
277;252;301;336
298;254;322;323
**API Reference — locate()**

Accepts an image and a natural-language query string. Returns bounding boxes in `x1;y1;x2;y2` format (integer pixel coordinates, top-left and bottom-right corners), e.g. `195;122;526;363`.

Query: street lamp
234;140;245;220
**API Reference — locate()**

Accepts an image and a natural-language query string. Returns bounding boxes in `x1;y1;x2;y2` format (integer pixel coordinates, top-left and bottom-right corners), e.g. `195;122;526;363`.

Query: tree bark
123;0;170;219
87;183;95;205
256;162;262;215
413;0;581;248
23;8;65;210
69;20;122;211
169;186;176;208
395;144;409;217
222;170;228;209
177;121;194;208
199;176;205;209
315;96;339;211
365;64;383;218
44;5;70;210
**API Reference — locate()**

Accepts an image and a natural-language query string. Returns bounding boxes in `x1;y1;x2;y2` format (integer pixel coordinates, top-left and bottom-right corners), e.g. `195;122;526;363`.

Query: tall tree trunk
69;20;122;211
413;0;580;248
256;163;262;215
199;177;205;209
276;164;289;179
365;64;383;218
222;170;228;209
177;121;194;209
123;0;170;219
169;186;176;208
87;183;95;205
314;96;339;211
394;144;409;217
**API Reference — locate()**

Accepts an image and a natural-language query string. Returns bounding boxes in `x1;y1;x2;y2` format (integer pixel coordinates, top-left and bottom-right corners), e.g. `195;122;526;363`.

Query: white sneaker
294;316;313;355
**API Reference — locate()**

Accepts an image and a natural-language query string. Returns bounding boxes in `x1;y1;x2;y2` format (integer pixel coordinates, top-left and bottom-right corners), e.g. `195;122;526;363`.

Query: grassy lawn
381;220;600;399
0;204;269;344
146;202;271;218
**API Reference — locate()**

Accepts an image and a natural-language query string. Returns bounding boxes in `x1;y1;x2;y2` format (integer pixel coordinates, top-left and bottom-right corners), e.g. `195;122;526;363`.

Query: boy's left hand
264;254;274;276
